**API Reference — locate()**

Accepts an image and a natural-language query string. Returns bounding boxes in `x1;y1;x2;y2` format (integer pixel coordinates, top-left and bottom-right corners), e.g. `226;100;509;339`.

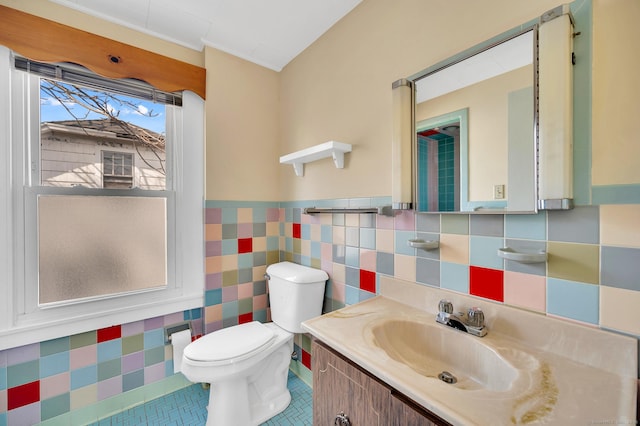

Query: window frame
0;46;204;350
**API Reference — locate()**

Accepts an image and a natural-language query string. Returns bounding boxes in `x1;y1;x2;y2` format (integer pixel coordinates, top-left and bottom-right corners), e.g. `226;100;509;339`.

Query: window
102;151;134;188
0;46;204;349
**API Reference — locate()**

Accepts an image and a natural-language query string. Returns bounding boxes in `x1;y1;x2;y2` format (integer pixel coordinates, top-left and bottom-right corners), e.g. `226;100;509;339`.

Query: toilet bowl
181;262;328;426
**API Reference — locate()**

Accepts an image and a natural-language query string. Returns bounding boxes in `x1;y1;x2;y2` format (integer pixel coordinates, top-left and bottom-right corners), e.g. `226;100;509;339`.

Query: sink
368;320;522;391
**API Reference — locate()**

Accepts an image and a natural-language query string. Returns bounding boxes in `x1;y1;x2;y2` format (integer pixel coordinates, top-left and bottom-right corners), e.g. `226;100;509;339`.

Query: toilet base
203;337;293;426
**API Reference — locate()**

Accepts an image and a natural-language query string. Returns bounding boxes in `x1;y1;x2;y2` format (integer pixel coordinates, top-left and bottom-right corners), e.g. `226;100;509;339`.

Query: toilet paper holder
165;321;192;344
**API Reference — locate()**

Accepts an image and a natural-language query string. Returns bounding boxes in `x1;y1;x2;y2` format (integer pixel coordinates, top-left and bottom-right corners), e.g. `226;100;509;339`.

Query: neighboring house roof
41;118;165;148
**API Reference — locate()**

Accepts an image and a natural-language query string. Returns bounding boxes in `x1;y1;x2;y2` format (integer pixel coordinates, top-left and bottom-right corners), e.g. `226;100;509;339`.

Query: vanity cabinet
312;340;450;426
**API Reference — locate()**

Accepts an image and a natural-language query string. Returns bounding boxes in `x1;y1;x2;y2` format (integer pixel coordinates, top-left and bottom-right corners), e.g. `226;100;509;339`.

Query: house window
0;47;204;349
103;151;134;188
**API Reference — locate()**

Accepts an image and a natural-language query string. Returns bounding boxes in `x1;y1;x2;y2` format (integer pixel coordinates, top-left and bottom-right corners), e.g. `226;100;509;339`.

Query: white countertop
302;287;637;425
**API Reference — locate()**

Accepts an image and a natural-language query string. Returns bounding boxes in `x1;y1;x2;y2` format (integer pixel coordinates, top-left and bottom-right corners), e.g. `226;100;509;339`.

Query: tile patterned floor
90;371;312;425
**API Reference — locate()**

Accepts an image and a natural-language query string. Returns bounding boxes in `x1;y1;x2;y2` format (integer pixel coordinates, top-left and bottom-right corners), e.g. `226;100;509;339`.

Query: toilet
181;261;328;426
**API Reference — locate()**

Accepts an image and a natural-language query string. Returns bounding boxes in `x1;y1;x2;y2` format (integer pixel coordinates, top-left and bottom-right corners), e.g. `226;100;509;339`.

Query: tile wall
204;198;640;382
0;309;202;425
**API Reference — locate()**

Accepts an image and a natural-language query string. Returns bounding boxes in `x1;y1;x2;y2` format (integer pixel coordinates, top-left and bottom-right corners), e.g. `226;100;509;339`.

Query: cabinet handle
334;411;351;426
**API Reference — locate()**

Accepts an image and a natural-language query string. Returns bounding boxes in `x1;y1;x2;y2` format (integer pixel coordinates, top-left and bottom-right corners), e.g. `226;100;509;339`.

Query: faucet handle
438;299;453;314
467;307;485;328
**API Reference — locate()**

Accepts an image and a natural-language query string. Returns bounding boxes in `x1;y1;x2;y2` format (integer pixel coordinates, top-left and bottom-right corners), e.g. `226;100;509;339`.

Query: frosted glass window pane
38;195;167;305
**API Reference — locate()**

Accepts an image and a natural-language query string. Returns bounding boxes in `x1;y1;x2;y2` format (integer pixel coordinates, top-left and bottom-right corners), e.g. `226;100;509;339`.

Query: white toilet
181;261;328;426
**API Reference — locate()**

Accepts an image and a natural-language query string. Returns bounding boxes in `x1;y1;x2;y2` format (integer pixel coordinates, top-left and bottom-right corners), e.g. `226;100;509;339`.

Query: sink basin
368;320;521;391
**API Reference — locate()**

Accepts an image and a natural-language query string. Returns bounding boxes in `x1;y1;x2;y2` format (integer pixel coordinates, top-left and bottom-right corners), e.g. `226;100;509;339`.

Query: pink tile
237;223;253;238
332;281;345;304
163;312;184;326
0;389;6;412
253;294;268;311
144;316;163;331
41;372;70;399
144;363;165;385
206;272;222;290
394;210;415;231
6;402;40;426
7;343;39;366
360;249;377;271
205;208;222;224
320;257;333;276
376;214;394;230
222;286;238;303
97;376;122;401
238;282;253;299
70;345;97;370
121;321;145;337
321;243;333;261
266;208;280;222
504;271;546;312
122;352;144;374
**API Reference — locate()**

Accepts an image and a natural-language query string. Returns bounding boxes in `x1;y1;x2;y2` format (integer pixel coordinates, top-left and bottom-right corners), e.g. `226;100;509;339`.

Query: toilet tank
266;261;328;333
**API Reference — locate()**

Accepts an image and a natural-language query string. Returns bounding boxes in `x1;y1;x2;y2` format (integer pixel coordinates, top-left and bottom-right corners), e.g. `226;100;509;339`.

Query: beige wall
592;0;640;186
204;47;281;201
278;0;562;202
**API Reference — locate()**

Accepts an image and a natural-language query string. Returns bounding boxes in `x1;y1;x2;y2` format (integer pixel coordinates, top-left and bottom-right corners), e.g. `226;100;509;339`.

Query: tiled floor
90;371;312;425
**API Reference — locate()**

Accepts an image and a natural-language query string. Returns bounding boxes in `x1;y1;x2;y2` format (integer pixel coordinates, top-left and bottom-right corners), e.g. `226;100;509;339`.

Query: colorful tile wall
0;309;202;425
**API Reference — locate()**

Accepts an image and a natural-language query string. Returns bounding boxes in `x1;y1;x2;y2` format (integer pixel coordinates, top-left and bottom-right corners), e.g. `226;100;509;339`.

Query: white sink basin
368;319;524;391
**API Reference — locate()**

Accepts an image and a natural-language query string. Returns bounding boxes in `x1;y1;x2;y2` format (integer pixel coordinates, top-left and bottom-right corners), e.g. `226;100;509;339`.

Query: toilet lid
183;321;275;362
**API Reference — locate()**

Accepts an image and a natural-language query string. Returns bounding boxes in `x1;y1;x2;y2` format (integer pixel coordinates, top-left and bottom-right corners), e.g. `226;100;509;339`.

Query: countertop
302;295;637;425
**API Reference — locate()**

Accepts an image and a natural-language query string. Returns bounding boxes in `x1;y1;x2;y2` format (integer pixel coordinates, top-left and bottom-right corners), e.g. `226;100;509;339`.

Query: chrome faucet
436;299;487;337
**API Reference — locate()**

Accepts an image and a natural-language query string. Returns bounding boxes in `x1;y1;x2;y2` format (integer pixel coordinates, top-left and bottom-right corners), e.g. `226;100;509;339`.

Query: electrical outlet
494;184;505;199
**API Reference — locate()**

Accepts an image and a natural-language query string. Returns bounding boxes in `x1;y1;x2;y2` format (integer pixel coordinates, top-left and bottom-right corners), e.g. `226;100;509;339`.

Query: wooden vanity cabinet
312;340;450;426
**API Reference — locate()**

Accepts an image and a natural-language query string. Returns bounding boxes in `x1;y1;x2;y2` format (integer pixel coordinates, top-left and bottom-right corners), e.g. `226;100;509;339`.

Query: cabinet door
390;393;447;426
312;340;390;426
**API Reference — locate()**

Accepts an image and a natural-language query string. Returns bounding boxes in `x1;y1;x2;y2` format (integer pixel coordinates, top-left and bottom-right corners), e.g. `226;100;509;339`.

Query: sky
40;80;167;134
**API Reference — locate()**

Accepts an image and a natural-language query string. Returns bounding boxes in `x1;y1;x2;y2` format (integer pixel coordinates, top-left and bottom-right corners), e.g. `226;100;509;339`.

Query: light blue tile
221;239;237;255
222;301;238;320
71;365;97;390
359;290;376;302
469;236;504;270
547;278;599;324
440;262;469;294
345;286;359;306
40;351;69;378
252;207;266;223
301;224;311;240
143;329;164;350
395;231;416;255
97;340;121;363
237;253;253;269
320;225;333;243
360;228;376;250
311;241;321;259
345;246;359;268
505;212;546;240
345;227;359;247
221;207;237;224
266;236;279;250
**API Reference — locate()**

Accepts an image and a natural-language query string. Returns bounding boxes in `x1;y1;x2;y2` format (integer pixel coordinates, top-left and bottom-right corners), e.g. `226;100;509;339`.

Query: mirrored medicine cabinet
397;25;540;214
393;5;576;214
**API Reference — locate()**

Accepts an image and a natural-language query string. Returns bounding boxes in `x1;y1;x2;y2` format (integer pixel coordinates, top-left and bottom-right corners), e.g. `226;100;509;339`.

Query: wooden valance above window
0;5;206;99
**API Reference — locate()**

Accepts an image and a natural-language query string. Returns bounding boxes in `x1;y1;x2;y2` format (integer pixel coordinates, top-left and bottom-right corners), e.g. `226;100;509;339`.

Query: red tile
292;223;301;239
97;325;121;342
301;349;311;369
8;380;40;410
238;238;253;254
359;269;376;293
238;312;253;324
470;266;504;302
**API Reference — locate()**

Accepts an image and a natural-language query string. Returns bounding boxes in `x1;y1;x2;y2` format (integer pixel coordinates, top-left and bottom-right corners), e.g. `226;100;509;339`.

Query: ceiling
49;0;362;72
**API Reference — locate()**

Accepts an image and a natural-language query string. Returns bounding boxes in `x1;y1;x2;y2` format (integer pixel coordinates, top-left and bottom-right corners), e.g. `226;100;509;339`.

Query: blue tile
440;262;469;294
221;207;237;224
71;364;97;390
40;351;70;378
238;253;253;269
469;236;504;270
548;206;599;244
345;246;359;267
359;228;376;250
97;340;121;362
301;224;311;240
266;236;279;250
320;225;333;243
505;212;546;240
395;230;416;255
143;329;165;349
345;286;360;305
221;239;237;255
547;278;599;324
601;246;640;292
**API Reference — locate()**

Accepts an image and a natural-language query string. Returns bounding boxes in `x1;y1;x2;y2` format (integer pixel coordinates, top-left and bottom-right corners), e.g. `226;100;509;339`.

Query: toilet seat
184;321;276;363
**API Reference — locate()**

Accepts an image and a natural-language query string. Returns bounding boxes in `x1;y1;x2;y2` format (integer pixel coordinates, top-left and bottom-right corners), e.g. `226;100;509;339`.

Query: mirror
411;27;538;213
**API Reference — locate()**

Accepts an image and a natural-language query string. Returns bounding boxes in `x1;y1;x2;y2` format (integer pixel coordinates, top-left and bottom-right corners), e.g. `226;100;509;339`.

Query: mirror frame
408;24;539;214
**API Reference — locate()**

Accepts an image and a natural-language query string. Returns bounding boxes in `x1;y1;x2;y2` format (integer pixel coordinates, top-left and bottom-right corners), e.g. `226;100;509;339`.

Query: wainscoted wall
0;309;203;425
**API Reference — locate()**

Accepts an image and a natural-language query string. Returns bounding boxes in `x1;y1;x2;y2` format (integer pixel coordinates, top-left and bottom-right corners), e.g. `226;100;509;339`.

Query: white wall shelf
497;247;547;264
280;141;352;177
